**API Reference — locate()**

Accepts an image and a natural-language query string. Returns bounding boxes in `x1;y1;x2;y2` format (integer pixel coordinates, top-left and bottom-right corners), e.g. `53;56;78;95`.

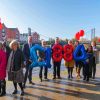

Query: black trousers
67;67;73;77
83;63;89;80
93;63;96;77
89;63;96;78
0;79;6;94
53;61;61;78
39;66;48;79
13;82;23;91
24;62;33;85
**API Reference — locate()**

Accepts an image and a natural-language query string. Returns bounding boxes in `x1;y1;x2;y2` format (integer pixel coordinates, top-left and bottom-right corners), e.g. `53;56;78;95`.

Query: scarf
7;51;13;71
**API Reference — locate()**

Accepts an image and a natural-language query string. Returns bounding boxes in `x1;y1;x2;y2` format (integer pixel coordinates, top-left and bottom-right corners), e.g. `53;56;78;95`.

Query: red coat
0;50;7;80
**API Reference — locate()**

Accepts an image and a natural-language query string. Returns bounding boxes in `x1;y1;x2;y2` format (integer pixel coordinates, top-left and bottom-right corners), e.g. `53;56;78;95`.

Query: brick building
20;32;40;44
0;23;20;42
32;32;40;43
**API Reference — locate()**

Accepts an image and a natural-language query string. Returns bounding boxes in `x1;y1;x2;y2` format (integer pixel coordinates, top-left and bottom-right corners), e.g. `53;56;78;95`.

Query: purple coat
0;50;7;80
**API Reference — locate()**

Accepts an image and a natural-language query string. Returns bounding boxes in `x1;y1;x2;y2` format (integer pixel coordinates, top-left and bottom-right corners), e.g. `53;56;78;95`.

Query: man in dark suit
23;36;35;88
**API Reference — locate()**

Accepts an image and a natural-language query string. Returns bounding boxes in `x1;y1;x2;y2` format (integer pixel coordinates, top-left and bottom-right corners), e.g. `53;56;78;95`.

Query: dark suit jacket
22;43;34;61
22;43;30;61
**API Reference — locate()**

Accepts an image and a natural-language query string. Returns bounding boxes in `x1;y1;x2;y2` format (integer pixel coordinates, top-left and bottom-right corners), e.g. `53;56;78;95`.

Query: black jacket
6;46;11;61
12;49;24;71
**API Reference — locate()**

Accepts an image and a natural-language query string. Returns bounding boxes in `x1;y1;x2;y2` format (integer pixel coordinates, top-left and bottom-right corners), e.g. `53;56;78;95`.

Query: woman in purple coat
0;41;7;97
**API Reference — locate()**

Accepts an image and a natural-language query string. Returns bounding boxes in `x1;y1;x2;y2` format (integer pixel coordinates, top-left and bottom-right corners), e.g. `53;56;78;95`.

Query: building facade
0;23;40;44
0;23;20;42
20;33;28;43
32;32;40;43
20;31;40;44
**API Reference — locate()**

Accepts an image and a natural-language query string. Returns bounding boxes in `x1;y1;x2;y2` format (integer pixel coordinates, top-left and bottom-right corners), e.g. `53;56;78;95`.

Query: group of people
0;36;98;97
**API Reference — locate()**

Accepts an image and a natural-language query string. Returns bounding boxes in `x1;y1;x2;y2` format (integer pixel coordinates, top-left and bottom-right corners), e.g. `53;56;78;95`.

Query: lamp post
2;29;6;41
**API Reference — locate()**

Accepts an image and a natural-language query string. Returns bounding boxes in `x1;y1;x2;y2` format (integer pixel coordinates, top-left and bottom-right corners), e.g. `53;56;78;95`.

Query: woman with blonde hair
0;41;7;96
7;40;24;96
64;40;74;79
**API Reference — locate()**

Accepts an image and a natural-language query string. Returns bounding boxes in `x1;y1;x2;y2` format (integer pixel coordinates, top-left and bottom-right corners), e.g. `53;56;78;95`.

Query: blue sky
0;0;100;40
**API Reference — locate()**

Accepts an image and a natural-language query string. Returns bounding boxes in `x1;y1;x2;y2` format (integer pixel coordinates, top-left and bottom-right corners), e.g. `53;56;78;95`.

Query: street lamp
2;29;6;40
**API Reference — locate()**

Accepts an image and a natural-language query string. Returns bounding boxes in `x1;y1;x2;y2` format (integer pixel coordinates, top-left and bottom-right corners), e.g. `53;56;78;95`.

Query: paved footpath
0;64;100;100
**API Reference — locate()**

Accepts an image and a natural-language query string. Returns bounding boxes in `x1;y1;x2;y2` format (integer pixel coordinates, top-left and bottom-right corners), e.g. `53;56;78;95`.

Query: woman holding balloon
74;41;84;79
30;40;51;81
64;40;74;79
38;40;49;82
52;37;63;79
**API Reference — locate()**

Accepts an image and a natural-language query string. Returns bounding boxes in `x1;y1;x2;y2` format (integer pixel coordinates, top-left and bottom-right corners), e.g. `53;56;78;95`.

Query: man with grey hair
23;35;35;88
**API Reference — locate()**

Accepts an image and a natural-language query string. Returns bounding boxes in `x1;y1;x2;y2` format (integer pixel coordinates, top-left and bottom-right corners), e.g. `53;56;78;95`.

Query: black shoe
45;78;49;81
86;79;89;82
68;75;70;79
23;84;25;88
53;77;56;80
29;81;35;85
12;90;17;94
89;75;92;78
71;76;73;79
21;91;24;96
44;76;47;79
83;77;86;80
93;76;95;79
58;77;62;79
44;77;48;79
40;78;42;82
0;92;6;97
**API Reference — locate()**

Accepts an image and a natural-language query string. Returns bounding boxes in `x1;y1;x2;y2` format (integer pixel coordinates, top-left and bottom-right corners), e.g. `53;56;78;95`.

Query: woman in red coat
0;41;7;96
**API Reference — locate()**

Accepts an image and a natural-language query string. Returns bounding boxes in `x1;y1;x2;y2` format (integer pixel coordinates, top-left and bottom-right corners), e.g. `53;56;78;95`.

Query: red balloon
75;32;80;40
98;38;100;42
0;22;2;30
79;30;84;37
